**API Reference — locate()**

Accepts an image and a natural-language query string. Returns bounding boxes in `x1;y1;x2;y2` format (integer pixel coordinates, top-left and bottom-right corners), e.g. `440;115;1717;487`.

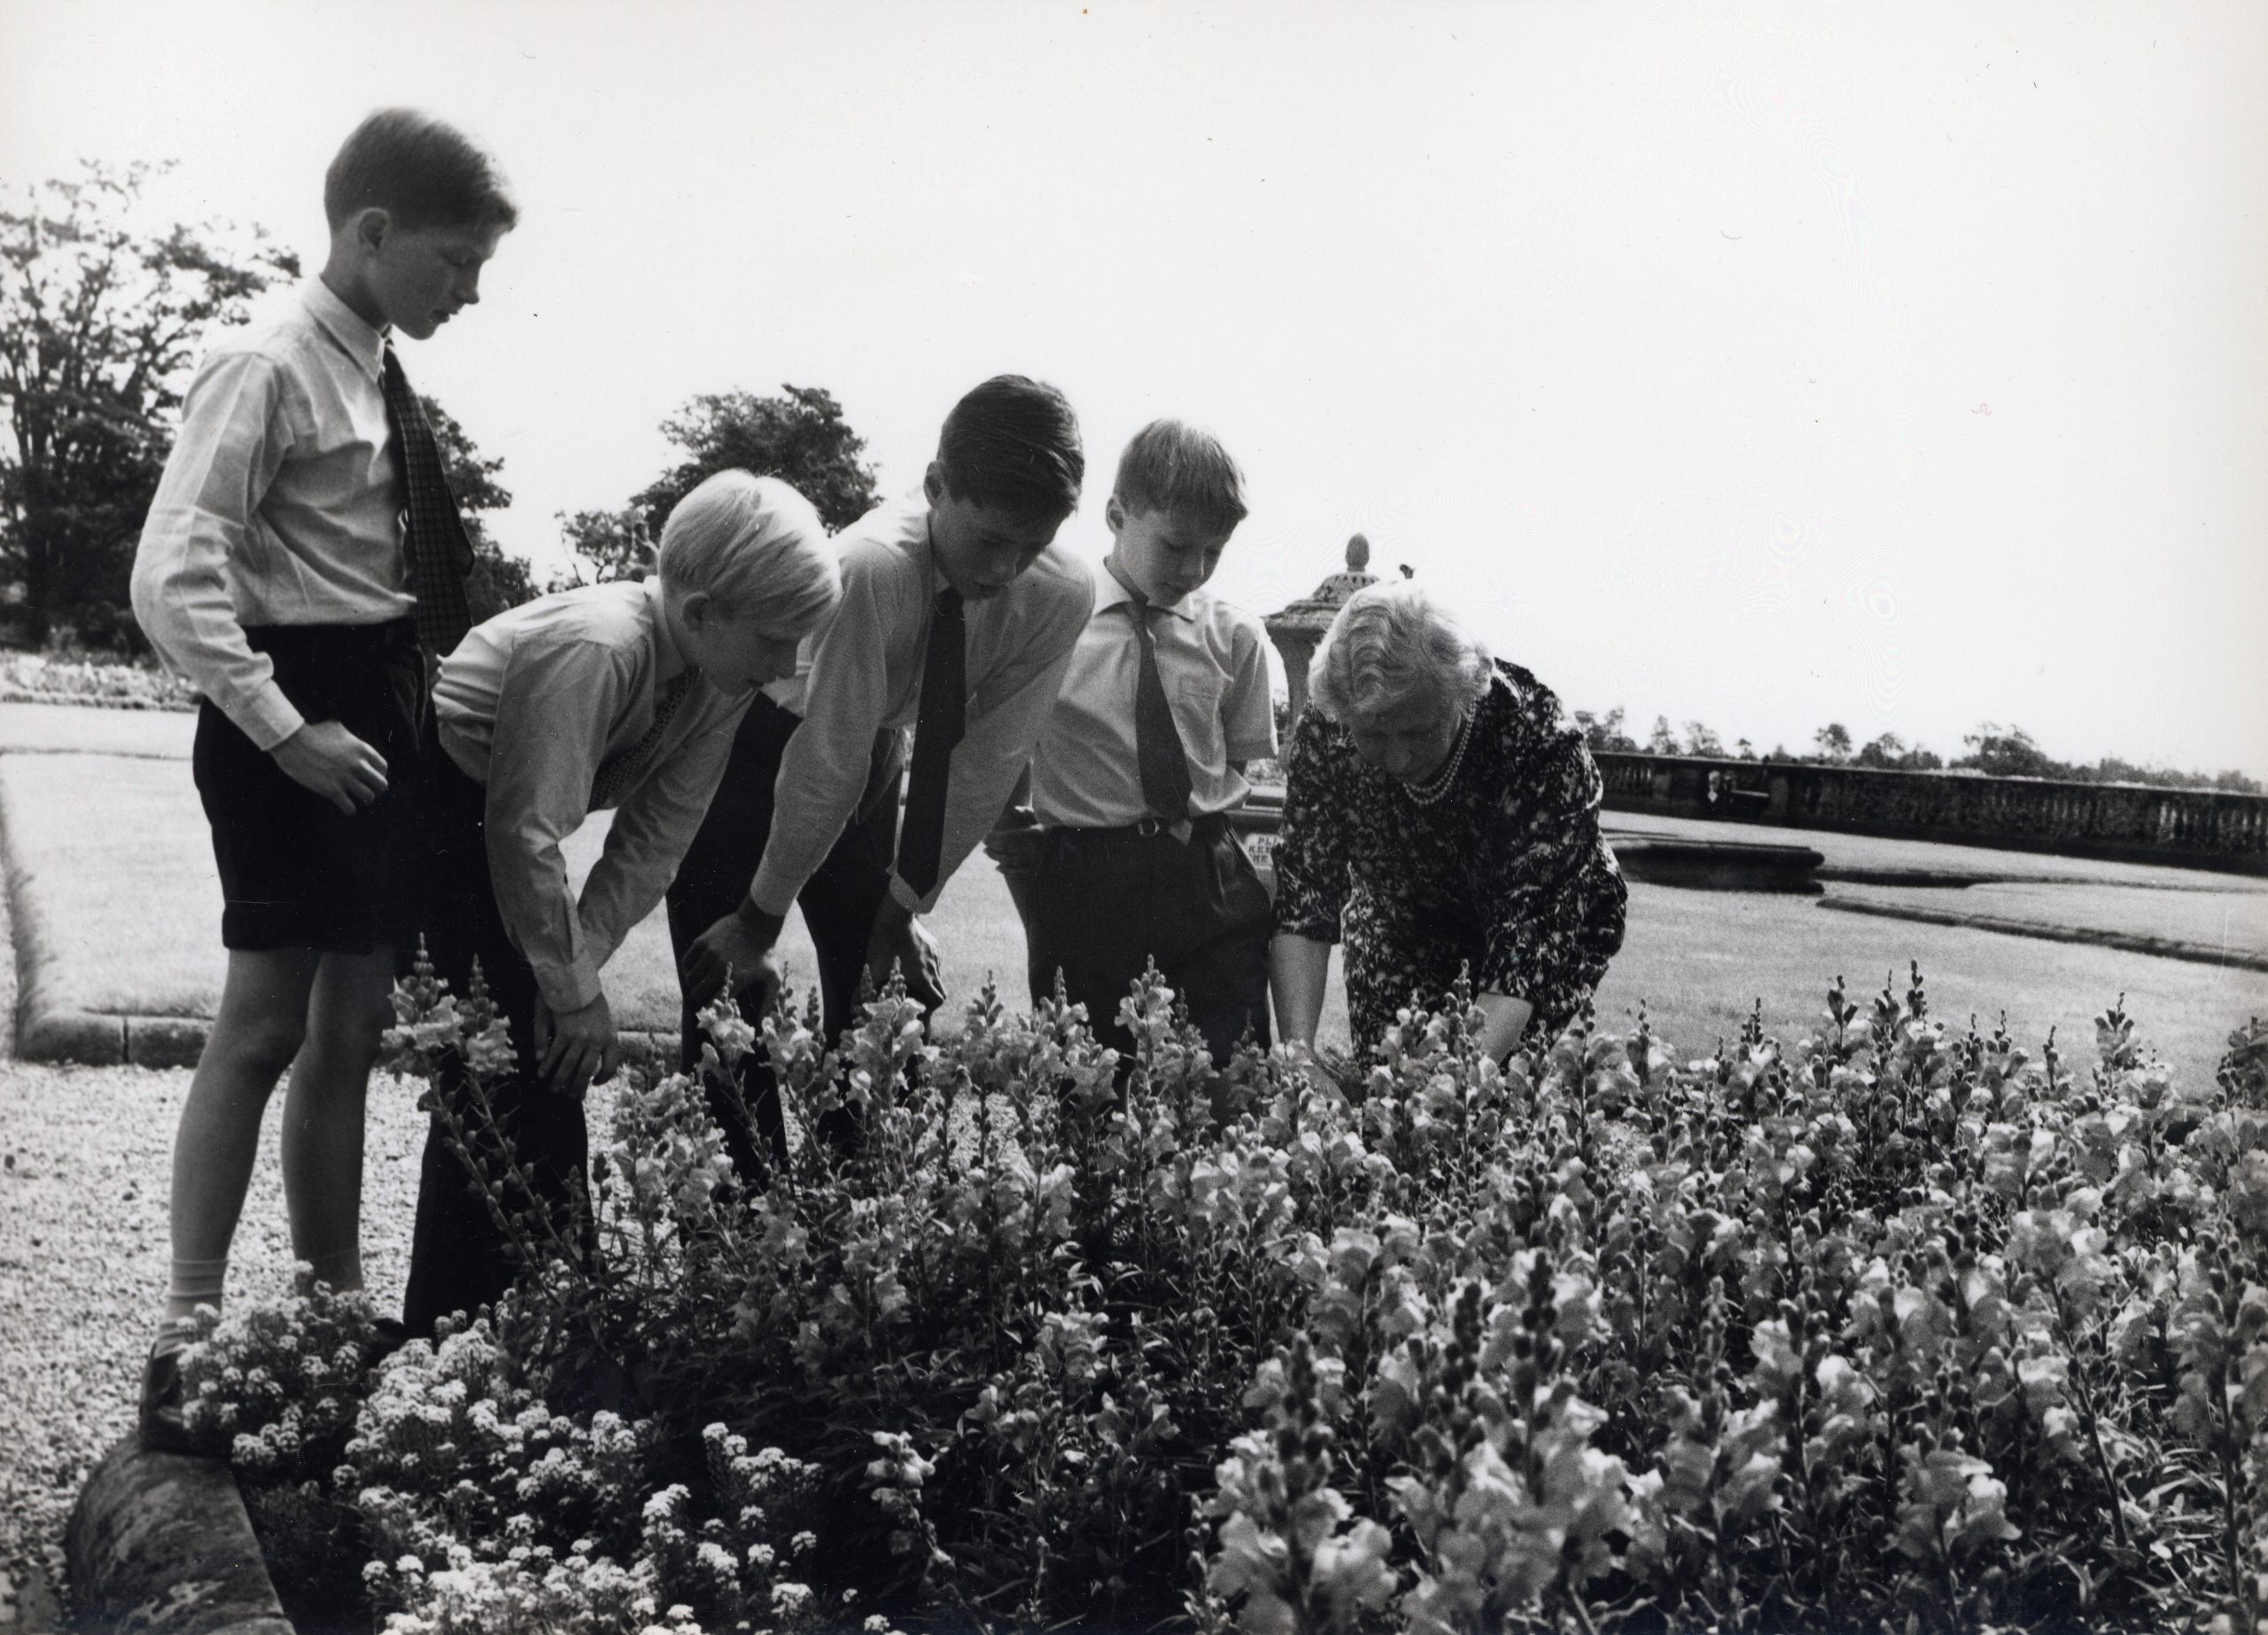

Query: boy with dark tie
1021;419;1277;1064
672;375;1092;1180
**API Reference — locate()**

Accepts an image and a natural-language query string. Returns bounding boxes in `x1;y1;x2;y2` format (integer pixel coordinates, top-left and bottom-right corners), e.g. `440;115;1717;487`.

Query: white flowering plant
176;953;2268;1635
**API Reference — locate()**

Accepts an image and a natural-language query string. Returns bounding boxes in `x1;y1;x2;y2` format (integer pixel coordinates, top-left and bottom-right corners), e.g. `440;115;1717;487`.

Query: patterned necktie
896;588;966;898
590;666;699;810
1131;599;1193;824
379;345;475;658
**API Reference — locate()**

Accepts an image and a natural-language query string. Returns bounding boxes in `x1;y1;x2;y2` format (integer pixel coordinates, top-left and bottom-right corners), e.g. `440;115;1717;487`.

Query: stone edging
1817;893;2268;973
64;1438;290;1635
9;993;682;1070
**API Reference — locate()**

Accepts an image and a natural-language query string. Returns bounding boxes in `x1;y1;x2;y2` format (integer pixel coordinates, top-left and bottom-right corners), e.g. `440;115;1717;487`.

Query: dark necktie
379;345;476;658
1131;599;1193;824
590;666;698;810
896;588;966;898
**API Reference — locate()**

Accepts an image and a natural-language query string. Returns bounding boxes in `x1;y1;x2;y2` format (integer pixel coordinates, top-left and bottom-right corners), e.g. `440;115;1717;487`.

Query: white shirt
130;279;415;750
435;580;754;1012
1030;571;1277;829
750;495;1093;916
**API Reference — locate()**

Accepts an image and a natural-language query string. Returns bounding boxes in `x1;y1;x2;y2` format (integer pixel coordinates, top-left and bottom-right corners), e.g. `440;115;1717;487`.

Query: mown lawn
4;748;2262;1087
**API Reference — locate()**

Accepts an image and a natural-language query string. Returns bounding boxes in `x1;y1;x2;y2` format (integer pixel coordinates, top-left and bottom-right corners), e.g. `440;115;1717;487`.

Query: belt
1048;813;1227;845
242;618;421;654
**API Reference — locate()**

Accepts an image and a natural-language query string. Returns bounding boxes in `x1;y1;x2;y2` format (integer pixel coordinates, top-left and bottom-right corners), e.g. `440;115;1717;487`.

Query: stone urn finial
1264;534;1385;725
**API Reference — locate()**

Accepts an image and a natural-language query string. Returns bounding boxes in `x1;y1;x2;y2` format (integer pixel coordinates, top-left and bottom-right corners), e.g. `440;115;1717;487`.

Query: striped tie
379;345;475;658
591;667;698;810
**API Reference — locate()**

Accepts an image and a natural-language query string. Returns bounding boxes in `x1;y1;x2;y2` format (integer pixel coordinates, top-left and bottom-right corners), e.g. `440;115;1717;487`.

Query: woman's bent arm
1270;933;1333;1048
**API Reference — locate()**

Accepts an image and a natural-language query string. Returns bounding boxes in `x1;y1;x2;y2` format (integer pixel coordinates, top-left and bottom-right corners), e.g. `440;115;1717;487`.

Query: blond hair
655;471;837;628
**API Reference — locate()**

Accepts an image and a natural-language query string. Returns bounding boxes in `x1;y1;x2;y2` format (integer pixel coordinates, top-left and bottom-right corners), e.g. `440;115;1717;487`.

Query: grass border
1817;892;2268;973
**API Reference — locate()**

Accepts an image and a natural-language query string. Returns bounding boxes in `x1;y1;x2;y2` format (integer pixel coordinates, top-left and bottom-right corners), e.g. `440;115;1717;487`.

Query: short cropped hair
1310;581;1493;726
324;108;519;233
936;375;1084;524
656;471;839;631
1114;419;1248;534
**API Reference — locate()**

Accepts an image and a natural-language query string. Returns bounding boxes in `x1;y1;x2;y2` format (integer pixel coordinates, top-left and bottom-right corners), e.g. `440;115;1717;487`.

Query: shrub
0;650;196;711
183;961;2268;1633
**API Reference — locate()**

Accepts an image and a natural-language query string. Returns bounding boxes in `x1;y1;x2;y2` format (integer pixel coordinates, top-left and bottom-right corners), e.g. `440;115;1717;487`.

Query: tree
1;162;298;646
1855;732;1946;772
420;394;540;622
1646;714;1680;756
557;385;882;583
555;504;653;586
1682;720;1725;758
1956;722;2059;780
1854;731;1907;769
1812;722;1853;764
1573;706;1635;753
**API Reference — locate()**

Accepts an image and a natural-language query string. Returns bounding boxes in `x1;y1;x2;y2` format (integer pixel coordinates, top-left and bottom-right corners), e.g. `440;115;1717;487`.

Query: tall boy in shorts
1021;419;1277;1064
128;108;514;1446
672;376;1092;1180
401;472;837;1335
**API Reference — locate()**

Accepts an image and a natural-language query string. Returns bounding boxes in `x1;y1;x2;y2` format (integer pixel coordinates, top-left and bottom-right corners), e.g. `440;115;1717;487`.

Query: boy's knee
212;1010;308;1078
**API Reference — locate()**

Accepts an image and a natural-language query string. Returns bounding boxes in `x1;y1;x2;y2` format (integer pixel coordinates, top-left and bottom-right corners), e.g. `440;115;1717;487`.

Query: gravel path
0;871;431;1615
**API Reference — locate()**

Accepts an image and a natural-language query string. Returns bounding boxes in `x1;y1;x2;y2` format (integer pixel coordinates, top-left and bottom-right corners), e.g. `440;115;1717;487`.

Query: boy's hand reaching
681;906;783;1010
271;720;388;814
866;897;945;1011
534;991;620;1098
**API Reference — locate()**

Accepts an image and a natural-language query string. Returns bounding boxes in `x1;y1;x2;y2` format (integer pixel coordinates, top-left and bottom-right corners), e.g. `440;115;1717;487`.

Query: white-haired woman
1270;581;1626;1063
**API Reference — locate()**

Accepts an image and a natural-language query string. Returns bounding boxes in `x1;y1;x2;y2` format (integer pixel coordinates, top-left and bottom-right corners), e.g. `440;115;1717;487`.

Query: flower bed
0;651;197;712
163;956;2268;1634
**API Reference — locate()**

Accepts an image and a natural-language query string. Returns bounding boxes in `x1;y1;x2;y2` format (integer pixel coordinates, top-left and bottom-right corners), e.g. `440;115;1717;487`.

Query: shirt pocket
1171;671;1229;774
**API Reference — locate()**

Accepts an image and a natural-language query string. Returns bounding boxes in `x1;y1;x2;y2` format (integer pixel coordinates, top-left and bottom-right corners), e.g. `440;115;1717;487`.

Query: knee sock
160;1255;229;1335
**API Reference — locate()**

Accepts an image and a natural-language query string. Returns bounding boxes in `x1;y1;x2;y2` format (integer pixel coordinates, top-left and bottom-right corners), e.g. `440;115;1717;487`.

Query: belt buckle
1135;816;1161;838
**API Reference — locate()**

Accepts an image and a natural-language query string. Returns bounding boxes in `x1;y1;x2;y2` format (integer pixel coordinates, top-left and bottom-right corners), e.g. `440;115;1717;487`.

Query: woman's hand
1473;992;1534;1063
1277;1036;1342;1096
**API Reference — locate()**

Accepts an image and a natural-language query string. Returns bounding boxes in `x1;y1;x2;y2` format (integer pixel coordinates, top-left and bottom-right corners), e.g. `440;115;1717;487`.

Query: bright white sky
4;0;2264;775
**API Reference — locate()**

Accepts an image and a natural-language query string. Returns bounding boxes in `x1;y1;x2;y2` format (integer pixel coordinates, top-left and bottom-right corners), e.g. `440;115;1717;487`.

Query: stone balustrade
1590;752;2268;874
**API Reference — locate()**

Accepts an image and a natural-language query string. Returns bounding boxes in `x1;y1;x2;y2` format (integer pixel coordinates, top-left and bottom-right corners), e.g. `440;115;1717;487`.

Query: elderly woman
1269;581;1627;1063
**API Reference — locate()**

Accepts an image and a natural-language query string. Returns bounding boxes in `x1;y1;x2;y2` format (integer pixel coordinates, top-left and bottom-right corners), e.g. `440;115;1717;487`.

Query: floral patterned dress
1272;659;1627;1051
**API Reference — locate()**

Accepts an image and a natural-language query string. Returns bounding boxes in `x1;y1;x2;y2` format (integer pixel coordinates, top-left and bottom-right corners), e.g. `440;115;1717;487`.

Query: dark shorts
191;621;427;955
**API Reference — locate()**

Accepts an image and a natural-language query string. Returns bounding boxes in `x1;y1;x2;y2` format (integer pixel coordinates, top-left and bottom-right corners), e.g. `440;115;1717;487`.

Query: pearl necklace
1402;705;1476;807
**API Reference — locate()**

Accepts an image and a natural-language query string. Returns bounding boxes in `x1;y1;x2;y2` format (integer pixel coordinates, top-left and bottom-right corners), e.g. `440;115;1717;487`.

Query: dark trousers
1027;816;1274;1066
400;736;592;1339
664;695;905;1185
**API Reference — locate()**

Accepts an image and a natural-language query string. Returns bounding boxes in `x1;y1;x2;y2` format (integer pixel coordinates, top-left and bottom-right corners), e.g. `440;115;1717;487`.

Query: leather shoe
136;1337;198;1456
365;1316;409;1366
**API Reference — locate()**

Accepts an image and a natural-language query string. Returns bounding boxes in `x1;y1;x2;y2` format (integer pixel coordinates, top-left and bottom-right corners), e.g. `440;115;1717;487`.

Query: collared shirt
131;279;416;750
1030;568;1277;829
750;494;1093;916
434;580;755;1013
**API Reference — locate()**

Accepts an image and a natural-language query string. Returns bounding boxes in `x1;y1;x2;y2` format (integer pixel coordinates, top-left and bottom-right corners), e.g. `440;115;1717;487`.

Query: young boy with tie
672;376;1092;1180
1021;419;1277;1064
400;471;837;1336
128;108;513;1445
